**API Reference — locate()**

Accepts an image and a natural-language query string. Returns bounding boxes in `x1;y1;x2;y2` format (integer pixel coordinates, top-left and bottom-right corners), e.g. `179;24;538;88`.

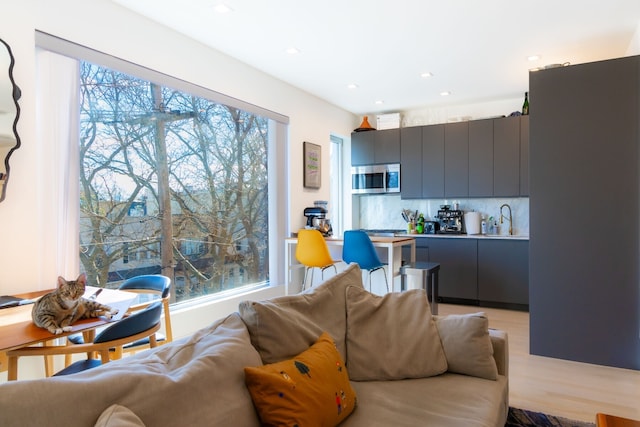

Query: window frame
35;31;289;301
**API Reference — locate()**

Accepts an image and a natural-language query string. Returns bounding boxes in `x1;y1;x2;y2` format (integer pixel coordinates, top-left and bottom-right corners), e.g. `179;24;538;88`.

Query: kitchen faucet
500;203;513;235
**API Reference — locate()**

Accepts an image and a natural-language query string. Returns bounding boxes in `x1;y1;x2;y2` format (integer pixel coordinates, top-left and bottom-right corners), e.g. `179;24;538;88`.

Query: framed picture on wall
303;141;321;189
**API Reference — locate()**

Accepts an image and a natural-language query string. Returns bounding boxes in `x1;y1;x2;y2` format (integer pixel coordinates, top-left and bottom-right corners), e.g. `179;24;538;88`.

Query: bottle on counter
416;213;425;234
481;217;487;235
522;91;529;115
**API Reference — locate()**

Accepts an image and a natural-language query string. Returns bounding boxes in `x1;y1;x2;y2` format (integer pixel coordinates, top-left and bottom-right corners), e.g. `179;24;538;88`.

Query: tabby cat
32;273;119;334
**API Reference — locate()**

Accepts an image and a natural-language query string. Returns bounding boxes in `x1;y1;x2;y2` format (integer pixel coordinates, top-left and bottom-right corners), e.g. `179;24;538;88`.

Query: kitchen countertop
394;233;529;241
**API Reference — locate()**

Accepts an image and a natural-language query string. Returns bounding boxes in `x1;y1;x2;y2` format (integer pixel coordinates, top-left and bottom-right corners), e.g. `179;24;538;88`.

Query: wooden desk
0;287;136;380
284;235;416;294
597;413;640;427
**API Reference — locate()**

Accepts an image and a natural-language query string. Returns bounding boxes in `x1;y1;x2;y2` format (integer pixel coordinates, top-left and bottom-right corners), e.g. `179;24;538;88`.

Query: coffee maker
303;207;333;236
436;205;464;234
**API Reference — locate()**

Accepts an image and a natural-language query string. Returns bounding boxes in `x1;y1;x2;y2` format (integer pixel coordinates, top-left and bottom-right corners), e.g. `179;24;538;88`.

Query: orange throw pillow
244;332;357;427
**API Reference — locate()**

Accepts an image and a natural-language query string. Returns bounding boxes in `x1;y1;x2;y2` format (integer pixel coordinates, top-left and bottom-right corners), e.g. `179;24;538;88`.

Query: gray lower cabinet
417;238;477;301
411;237;529;308
477;239;529;307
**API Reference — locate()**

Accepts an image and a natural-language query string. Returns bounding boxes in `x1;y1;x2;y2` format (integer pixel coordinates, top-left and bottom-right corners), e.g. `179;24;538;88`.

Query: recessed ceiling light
214;3;233;13
285;47;300;55
347;83;359;90
527;55;540;61
440;91;451;97
420;72;433;78
375;100;384;105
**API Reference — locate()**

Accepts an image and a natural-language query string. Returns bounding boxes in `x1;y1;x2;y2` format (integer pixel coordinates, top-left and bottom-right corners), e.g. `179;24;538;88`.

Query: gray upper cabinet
351;128;400;166
400;126;423;198
519;116;529;196
375;128;400;164
422;124;445;198
493;116;520;197
444;122;469;197
468;119;494;197
351;131;374;166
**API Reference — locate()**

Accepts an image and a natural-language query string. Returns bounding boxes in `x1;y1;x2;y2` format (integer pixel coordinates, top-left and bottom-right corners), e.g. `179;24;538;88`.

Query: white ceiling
111;0;640;115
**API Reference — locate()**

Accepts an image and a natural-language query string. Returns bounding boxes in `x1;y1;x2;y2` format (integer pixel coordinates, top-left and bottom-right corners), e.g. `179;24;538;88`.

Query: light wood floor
438;304;640;424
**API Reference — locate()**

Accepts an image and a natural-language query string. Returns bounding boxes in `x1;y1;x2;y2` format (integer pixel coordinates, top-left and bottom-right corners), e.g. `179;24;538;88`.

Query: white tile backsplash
355;195;529;236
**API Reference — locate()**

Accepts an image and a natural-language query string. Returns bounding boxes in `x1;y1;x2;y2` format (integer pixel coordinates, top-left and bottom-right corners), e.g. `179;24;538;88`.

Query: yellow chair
295;229;338;290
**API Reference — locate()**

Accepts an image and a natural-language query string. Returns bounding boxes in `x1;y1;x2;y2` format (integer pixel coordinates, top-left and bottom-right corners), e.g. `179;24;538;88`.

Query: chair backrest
119;274;171;298
119;274;173;343
342;230;384;270
94;301;162;343
295;229;334;268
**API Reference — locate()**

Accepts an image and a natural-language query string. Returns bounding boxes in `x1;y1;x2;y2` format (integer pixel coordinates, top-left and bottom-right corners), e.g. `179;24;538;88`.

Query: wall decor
303;141;321;189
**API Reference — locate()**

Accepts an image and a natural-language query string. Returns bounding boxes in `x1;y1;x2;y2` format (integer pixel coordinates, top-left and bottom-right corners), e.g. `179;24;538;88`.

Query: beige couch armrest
489;329;509;377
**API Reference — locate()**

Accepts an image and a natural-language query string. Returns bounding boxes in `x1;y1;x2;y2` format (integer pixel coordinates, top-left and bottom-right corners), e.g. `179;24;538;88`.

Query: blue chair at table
342;230;389;293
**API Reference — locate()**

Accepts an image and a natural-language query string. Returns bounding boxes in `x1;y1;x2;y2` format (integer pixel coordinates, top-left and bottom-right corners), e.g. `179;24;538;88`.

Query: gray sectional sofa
0;263;509;427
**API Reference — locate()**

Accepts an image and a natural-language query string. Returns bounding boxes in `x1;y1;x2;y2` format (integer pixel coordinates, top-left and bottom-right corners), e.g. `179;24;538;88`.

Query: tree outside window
78;62;269;302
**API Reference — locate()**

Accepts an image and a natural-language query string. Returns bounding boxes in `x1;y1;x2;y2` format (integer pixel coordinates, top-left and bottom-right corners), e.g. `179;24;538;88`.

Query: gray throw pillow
239;263;364;364
435;312;498;380
345;286;448;381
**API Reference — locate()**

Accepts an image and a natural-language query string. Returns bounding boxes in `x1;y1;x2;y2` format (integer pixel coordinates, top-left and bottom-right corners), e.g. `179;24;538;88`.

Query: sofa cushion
343;373;509;427
0;313;262;427
244;331;357;427
345;286;447;381
95;405;145;427
239;263;364;364
435;312;499;380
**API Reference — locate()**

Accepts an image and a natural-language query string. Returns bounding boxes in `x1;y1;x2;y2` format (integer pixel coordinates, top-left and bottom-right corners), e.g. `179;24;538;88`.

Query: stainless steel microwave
351;163;400;194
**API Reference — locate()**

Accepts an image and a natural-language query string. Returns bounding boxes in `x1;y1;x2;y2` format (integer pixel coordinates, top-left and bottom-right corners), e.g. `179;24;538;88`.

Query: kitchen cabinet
400;126;423;199
444;122;469;197
416;237;477;301
422;125;445;198
468;119;494;197
400;124;445;199
351;131;374;165
493;116;520;197
519;115;529;196
530;55;640;369
400;116;526;199
351;128;400;166
478;239;529;307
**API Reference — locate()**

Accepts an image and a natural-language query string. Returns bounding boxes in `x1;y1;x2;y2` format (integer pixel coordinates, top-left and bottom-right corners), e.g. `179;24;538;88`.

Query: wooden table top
0;287;136;352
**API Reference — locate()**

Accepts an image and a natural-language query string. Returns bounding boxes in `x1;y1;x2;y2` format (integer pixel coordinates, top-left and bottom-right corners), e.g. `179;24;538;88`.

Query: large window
78;62;271;302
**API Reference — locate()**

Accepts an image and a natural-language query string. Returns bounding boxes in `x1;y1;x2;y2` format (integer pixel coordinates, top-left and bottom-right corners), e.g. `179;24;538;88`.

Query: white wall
0;0;357;294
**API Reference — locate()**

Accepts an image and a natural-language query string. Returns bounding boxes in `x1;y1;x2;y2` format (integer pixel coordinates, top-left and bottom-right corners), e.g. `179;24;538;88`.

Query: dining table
284;234;416;294
0;286;137;381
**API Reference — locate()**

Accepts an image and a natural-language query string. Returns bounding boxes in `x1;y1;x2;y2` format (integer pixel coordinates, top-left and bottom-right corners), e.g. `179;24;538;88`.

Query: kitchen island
284;235;415;294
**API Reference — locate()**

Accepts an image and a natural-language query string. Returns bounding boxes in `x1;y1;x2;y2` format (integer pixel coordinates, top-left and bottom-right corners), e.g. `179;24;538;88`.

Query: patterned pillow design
244;332;357;427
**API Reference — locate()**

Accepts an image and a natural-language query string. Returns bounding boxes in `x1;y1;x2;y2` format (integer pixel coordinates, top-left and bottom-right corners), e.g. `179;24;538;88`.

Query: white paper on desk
83;286;137;321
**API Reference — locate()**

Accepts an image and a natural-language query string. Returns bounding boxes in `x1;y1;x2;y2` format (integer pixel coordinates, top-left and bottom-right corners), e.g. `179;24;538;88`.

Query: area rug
506;407;595;427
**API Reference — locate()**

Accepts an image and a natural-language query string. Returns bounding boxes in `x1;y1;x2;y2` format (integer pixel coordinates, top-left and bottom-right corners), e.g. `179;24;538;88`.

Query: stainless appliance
436;205;464;234
303;207;333;236
351;163;400;194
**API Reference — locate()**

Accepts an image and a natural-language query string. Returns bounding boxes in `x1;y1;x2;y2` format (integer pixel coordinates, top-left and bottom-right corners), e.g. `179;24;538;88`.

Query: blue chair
65;275;172;361
342;230;389;292
119;274;173;349
7;301;163;377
